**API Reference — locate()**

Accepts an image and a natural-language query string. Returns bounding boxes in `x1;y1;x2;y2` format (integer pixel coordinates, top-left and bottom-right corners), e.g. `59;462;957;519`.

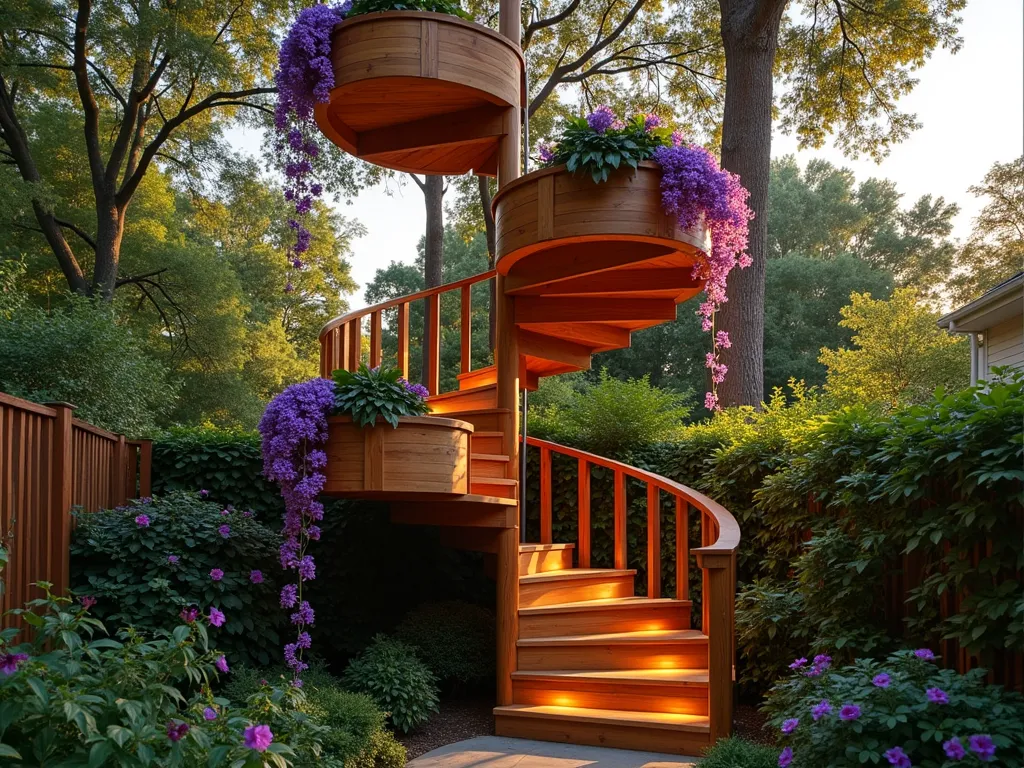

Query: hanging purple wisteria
274;2;351;291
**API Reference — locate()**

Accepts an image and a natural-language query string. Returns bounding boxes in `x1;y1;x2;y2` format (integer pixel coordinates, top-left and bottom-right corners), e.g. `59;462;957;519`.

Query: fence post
139;440;153;498
45;402;75;597
696;551;736;742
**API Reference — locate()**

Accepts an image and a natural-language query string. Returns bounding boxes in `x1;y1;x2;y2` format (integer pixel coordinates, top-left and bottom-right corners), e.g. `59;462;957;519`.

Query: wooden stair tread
518;629;706;646
512;669;709;685
519;596;690;614
519;543;575;552
493;705;710;732
429;383;496;400
472;453;510;462
474;477;517;486
520;568;636;584
473;431;504;438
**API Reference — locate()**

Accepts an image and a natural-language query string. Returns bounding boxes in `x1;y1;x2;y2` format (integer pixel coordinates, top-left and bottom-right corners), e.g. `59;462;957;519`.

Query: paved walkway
406;736;699;768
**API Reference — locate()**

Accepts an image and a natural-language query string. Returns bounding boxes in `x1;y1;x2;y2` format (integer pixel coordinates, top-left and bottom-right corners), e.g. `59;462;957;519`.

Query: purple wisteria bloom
210;568;224;582
778;747;793;768
873;672;891;688
135;514;150;527
811;700;832;721
244;724;274;752
884;746;911;768
968;735;996;762
943;738;966;760
291;601;315;626
586;105;616;134
926;687;949;704
839;704;862;721
208;607;226;628
298;555;316;581
914;648;936;660
280;584;298;608
781;718;799;734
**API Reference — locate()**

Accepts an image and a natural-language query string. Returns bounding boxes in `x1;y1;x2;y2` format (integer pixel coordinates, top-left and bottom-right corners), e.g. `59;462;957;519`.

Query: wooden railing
0;393;152;617
525;436;739;740
319;270;496;396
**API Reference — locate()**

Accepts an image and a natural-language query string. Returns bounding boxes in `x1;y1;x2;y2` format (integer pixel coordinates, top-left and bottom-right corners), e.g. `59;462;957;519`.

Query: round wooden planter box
322;415;473;498
492;161;711;278
313;11;524;176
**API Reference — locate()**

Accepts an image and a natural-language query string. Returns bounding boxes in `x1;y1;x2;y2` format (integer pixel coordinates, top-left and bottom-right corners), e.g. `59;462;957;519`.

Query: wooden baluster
577;459;590;567
397;304;410;377
460;284;472;375
369;311;382;368
702;513;711;632
539;447;552;544
339;322;351;372
697;550;736;742
348;318;362;370
425;293;441;394
614;470;626;570
676;497;689;601
647;483;660;598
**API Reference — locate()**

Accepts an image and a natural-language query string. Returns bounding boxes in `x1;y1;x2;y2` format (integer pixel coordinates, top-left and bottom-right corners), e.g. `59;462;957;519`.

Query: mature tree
819;287;969;407
949;156;1024;304
710;0;964;406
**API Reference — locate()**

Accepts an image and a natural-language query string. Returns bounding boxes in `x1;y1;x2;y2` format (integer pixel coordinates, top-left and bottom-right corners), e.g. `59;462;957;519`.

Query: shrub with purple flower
765;649;1024;767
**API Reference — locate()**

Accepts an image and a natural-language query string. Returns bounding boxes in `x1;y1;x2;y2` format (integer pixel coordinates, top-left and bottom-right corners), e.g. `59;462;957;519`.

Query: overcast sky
230;0;1023;305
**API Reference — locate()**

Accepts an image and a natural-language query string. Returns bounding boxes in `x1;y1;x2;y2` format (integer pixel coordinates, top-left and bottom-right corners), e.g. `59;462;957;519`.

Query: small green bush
70;491;283;667
735;579;806;697
701;737;779;768
395;600;495;688
763;649;1024;767
342;635;440;733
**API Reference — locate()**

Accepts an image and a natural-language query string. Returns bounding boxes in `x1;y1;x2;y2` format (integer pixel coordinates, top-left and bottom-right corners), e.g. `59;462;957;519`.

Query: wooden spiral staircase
312;0;739;755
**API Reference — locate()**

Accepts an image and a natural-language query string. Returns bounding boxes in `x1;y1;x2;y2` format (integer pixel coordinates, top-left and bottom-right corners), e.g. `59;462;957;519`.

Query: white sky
230;0;1023;305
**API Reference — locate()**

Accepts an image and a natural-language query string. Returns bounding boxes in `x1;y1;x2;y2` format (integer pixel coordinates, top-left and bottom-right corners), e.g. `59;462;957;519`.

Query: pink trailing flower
704;391;719;411
244;724;274;752
715;330;731;349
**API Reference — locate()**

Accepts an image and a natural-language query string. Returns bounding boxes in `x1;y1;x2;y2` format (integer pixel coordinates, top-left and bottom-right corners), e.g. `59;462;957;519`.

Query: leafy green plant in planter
71;491;283;667
332;365;430;427
347;0;472;19
341;635;440;733
540;112;672;183
763;649;1024;767
395;600;495;688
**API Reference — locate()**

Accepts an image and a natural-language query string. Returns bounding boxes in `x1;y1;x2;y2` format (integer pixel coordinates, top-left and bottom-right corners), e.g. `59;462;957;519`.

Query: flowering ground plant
332;364;430;428
763;649;1024;767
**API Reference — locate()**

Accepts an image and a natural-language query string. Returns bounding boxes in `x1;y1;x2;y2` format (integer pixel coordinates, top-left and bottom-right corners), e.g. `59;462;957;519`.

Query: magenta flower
670;130;685;146
642;113;662;131
180;606;199;623
943;737;966;760
704;391;719;411
968;734;996;762
166;721;189;742
244;724;274;752
215;655;229;673
781;718;798;734
199;489;209;498
78;595;97;610
203;707;218;721
250;570;264;584
586;105;616;134
789;657;808;670
538;142;557;164
811;700;832;721
218;524;231;538
914;648;936;660
210;568;224;582
873;672;891;688
839;704;861;721
167;555;180;565
926;687;949;704
715;330;732;349
220;508;230;516
884;746;911;768
778;747;792;768
0;653;29;676
135;514;150;527
208;607;226;628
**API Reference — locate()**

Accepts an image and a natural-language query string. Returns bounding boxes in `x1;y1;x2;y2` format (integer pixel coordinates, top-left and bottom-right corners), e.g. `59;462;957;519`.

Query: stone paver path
406;736;699;768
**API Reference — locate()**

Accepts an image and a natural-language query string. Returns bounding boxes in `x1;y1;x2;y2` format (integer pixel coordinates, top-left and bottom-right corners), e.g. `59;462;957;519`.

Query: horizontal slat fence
0;392;151;621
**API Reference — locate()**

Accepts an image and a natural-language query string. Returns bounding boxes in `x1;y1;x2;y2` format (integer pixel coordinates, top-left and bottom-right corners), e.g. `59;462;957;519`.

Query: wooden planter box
313;11;524;176
322;415;473;497
492;161;710;277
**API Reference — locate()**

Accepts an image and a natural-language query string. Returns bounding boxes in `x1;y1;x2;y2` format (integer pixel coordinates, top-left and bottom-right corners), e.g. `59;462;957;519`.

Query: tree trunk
92;201;125;300
478;176;498;351
421;175;445;379
714;0;786;407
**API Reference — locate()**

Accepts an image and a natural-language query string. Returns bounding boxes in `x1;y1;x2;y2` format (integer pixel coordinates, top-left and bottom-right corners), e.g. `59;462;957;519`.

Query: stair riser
519;575;633;608
472;435;504;454
471;480;517;499
494;715;711;756
518;642;708;671
519;603;691;638
512;679;708;716
428;388;497;414
471;458;508;479
518;548;574;576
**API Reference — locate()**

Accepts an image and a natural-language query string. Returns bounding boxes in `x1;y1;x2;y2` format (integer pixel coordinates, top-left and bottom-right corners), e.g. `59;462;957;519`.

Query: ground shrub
70;491;283;667
701;737;779;768
341;635;439;733
763;649;1024;767
395;600;495;688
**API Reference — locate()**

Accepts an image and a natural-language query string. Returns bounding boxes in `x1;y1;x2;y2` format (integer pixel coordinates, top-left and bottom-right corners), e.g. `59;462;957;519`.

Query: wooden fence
0;392;151;616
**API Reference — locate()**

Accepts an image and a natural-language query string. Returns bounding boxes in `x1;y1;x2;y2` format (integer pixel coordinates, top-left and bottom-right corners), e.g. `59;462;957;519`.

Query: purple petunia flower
218;524;231;538
586;105;616;134
968;735;996;762
203;707;218;721
778;747;793;768
914;648;936;661
250;570;264;584
926;687;949;704
135;514;150;527
210;568;224;582
789;657;807;670
0;653;29;676
215;655;229;673
781;718;799;734
943;737;966;760
167;554;180;565
244;724;274;752
884;746;911;768
839;704;861;721
78;595;97;610
873;673;891;688
811;700;832;721
208;607;226;627
166;721;190;742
